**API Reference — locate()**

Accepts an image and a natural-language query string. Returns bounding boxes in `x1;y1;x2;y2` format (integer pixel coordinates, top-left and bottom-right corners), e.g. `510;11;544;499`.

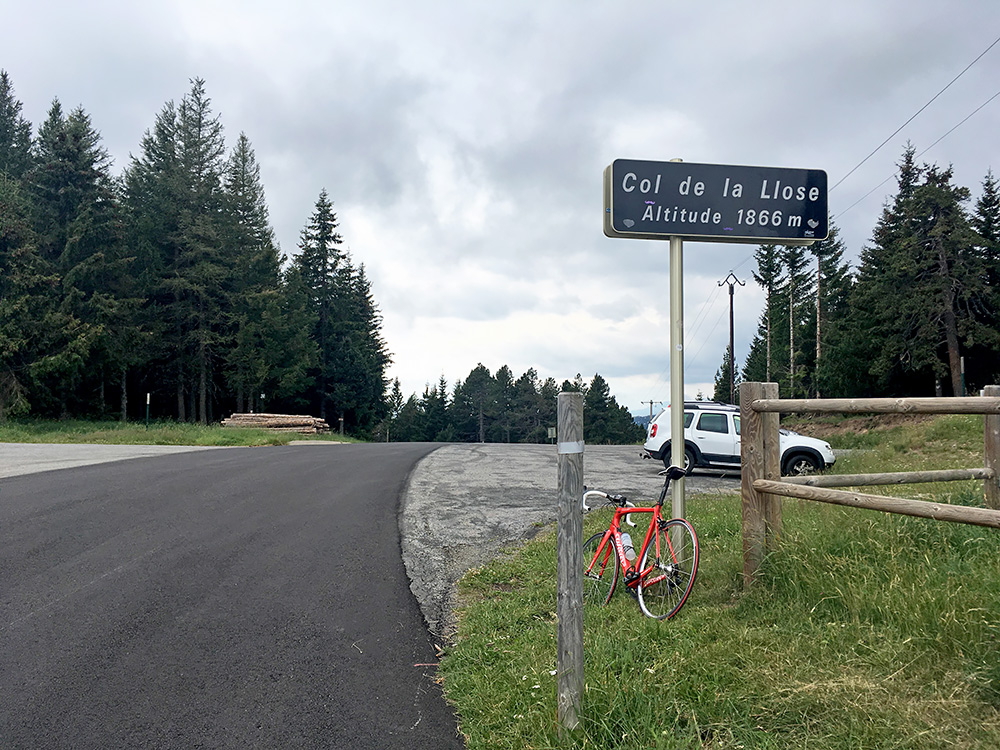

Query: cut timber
221;413;330;433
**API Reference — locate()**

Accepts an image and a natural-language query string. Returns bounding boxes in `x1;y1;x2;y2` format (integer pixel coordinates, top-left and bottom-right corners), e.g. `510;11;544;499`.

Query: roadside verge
399;444;739;638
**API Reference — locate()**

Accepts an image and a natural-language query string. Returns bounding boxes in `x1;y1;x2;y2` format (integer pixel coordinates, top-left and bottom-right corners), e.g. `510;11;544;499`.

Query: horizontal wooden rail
753;479;1000;529
783;468;996;488
750;397;1000;415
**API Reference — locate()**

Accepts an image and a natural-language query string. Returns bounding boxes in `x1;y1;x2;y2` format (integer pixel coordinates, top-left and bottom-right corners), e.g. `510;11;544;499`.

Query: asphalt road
0;444;464;749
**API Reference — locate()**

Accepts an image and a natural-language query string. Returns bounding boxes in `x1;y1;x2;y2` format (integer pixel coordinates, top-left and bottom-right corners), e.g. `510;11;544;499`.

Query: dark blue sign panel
604;159;828;244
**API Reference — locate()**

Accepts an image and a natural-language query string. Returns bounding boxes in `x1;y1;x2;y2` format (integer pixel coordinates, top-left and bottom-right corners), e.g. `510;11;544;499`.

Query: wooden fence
739;382;1000;586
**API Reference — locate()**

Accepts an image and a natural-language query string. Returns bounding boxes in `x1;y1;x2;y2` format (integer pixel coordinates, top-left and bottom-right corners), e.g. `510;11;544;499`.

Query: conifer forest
715;144;1000;405
3;72;999;442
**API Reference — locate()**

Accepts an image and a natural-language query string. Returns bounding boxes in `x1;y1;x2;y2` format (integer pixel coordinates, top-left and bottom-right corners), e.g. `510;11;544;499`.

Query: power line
830;33;1000;193
835;86;1000;219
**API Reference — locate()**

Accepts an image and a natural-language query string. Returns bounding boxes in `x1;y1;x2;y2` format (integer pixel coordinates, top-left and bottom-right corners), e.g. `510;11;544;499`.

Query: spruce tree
335;261;391;433
489;365;517;442
911;165;984;395
0;71;32;180
713;347;740;403
122;100;181;416
807;222;852;397
452;364;493;442
850;146;983;395
779;244;813;398
294;189;342;420
511;368;543;442
968;170;1000;387
174;78;228;422
584;373;643;444
0;172;48;418
752;244;783;382
25;102;128;416
124;80;230;422
221;132;284;412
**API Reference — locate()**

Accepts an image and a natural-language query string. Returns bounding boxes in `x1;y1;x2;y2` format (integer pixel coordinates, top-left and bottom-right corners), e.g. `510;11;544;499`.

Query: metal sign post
603;156;827;526
669;234;685;520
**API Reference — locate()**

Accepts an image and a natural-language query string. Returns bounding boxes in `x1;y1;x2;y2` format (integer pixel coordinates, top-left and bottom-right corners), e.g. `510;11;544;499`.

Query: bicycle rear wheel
583;532;619;606
637;518;698;620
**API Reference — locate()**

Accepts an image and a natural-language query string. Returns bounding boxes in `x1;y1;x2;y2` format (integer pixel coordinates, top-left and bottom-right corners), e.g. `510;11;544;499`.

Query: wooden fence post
740;382;780;586
985;385;1000;510
740;382;766;585
556;392;584;733
762;383;782;548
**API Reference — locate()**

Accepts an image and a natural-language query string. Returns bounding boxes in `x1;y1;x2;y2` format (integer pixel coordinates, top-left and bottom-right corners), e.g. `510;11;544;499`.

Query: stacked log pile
221;413;330;434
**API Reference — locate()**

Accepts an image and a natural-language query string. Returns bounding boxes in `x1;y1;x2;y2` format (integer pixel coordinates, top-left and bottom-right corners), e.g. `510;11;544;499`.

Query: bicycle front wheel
583;532;619;606
637;518;698;620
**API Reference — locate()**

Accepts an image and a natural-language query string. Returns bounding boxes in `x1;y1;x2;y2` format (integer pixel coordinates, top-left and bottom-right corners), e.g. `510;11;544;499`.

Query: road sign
604;159;828;245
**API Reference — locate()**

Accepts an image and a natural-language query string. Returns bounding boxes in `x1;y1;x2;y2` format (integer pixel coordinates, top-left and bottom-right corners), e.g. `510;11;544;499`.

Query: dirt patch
783;413;935;440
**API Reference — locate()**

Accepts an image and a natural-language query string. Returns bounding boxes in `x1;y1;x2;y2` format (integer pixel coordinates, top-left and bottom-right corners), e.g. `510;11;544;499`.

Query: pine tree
293;189;343;420
392;394;425;441
270;263;318;407
850;146;983;395
452;364;493;442
221;132;285;412
122;99;182;416
174;78;228;422
968;170;1000;387
337;261;391;433
422;375;450;440
290;189;390;433
752;244;783;382
489;365;517;442
510;368;544;442
806;222;852;396
583;373;643;444
0;172;48;418
124;80;230;422
842;146;923;395
741;323;768;384
0;71;32;180
538;377;559;434
25;102;128;416
378;377;405;441
713;347;740;403
779;244;813;398
912;165;983;395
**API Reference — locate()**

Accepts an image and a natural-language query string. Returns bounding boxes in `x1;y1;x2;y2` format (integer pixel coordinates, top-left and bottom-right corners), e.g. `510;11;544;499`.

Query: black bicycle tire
583;531;619;606
636;518;699;620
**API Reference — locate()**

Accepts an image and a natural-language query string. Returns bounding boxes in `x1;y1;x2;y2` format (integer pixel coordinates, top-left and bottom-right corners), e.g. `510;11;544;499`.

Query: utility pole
718;272;745;405
641;400;663;421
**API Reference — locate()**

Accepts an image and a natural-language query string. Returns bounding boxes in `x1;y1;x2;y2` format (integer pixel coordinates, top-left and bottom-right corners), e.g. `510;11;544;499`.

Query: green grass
440;415;1000;748
0;418;357;447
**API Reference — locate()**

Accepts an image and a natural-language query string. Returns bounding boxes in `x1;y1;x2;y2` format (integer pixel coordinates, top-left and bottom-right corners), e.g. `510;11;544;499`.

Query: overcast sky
4;1;1000;414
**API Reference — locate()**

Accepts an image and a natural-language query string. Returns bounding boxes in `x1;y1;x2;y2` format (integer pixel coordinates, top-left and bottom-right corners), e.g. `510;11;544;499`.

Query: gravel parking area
399;444;739;637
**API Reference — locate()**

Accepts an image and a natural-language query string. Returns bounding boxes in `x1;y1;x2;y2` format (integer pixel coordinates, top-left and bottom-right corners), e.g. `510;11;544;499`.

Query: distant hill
633;414;651;429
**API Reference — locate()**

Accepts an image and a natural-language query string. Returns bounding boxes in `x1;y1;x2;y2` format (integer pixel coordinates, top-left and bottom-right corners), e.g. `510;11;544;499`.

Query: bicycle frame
586;503;673;590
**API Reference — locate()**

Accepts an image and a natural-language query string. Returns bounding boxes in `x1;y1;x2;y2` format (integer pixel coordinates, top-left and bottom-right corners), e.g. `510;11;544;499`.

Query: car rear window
696;413;729;433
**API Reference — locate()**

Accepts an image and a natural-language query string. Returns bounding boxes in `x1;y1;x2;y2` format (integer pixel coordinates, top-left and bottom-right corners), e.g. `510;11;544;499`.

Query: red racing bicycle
582;465;699;619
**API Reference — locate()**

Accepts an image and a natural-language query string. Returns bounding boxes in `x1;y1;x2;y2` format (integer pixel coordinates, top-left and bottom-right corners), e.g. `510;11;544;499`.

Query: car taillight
650;424;657;437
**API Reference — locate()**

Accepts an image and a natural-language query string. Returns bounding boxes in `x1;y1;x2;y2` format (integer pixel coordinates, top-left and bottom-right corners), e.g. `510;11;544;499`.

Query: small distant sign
604;159;828;245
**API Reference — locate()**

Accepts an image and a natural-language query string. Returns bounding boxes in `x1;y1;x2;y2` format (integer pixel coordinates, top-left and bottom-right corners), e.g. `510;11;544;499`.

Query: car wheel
662;446;696;474
783;453;820;476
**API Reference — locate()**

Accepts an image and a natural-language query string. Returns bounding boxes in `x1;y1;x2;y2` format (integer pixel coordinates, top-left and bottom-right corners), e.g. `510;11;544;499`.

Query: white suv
643;401;836;475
